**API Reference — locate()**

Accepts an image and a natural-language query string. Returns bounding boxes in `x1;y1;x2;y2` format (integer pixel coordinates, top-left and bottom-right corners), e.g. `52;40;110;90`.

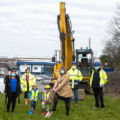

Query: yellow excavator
51;2;75;82
51;2;93;92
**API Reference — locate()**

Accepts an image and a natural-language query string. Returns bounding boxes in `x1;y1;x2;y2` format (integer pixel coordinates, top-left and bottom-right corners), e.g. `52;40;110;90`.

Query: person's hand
53;88;58;93
44;100;47;103
78;79;81;83
100;84;104;88
52;88;55;92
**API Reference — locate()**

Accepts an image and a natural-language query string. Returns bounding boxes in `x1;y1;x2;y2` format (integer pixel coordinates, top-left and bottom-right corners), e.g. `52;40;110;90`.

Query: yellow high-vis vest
21;73;36;92
90;69;108;87
31;89;39;101
67;67;83;88
44;92;50;101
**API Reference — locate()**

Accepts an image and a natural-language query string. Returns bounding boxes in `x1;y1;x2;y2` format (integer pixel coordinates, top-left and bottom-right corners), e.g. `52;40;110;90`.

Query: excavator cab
76;48;93;82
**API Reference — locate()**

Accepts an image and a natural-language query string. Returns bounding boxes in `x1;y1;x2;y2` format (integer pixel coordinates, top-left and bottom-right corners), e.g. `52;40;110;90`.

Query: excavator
51;2;94;92
51;2;75;82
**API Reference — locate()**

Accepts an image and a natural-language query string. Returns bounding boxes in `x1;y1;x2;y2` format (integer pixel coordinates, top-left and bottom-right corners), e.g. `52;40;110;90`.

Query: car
40;75;53;85
0;76;5;93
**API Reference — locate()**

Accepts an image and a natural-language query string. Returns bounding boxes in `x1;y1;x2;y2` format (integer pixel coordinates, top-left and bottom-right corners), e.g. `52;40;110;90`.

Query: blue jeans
69;89;78;104
31;100;36;110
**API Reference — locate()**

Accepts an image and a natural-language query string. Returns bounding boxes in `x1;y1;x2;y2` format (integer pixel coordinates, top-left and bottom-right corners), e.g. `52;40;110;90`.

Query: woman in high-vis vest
51;66;73;116
21;67;36;105
29;84;41;115
90;62;108;110
42;85;52;118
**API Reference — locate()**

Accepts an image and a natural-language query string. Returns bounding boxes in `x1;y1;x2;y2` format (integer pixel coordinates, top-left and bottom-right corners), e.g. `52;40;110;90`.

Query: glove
100;84;104;88
78;79;81;83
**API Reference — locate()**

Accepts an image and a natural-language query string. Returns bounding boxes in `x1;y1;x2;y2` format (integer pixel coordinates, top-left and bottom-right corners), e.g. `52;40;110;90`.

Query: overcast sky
0;0;119;58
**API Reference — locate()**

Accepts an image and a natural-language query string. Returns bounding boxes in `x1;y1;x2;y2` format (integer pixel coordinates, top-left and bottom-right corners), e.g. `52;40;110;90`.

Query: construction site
0;0;120;120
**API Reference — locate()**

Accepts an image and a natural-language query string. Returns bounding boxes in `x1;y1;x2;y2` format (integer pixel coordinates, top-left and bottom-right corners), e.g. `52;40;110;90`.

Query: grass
0;94;120;120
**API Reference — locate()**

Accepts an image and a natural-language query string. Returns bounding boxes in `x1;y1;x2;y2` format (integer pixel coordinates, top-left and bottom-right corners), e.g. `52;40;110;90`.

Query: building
17;61;55;76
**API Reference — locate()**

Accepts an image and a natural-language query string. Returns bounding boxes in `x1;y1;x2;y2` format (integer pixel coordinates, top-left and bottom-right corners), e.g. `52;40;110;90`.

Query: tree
103;4;120;69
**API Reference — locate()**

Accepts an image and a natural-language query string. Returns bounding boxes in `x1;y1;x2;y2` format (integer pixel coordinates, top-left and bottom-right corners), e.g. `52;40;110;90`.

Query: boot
42;109;46;116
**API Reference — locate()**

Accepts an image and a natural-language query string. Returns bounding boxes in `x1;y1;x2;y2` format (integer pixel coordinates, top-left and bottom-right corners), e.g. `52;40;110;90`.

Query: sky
0;0;119;58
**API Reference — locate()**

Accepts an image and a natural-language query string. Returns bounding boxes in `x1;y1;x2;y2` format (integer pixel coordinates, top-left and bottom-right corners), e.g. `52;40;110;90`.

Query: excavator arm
52;2;75;81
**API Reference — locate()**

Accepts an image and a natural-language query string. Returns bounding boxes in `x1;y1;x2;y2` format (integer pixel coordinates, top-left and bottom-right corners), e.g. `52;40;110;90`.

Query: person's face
33;86;37;90
11;70;16;77
26;69;30;74
60;68;65;75
46;88;50;92
72;64;76;69
94;66;99;70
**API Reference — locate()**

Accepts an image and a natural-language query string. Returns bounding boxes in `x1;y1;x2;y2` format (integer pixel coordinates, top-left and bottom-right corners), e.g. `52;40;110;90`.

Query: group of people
4;61;108;117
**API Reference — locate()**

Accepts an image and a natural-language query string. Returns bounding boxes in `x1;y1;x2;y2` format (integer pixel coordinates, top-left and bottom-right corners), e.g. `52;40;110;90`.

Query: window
34;67;38;70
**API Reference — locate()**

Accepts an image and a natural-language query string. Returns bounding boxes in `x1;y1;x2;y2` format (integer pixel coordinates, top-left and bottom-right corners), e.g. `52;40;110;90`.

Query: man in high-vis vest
90;61;108;110
68;61;83;105
42;85;52;118
29;83;41;115
21;67;36;105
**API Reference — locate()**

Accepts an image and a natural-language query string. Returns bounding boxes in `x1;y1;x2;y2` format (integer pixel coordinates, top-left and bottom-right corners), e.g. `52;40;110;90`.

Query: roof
76;49;93;54
17;61;55;66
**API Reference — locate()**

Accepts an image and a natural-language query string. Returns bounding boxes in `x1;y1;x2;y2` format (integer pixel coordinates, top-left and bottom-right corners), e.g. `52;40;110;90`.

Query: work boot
7;110;9;113
75;103;78;106
47;111;53;118
42;109;46;116
66;113;69;116
101;108;104;111
51;108;56;111
45;111;50;118
92;106;99;109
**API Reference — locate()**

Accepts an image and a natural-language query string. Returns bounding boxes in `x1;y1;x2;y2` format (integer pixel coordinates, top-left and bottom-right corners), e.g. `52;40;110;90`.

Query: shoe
75;103;78;106
29;110;33;115
7;110;9;113
66;113;69;116
51;108;56;111
92;106;99;109
42;111;46;116
45;112;50;118
101;108;104;110
47;111;53;118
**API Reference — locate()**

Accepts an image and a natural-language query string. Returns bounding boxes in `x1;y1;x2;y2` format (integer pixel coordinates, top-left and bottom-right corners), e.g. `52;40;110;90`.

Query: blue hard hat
72;61;76;65
94;62;99;67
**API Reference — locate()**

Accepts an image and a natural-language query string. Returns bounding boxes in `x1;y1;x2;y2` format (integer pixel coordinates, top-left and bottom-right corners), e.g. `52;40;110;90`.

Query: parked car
0;75;5;93
41;75;53;85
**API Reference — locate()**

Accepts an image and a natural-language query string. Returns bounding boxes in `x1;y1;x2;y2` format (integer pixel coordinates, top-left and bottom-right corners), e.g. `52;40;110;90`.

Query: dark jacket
5;75;21;97
92;68;101;87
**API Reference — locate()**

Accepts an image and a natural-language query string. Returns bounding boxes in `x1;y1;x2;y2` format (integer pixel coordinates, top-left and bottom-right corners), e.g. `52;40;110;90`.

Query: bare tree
103;4;120;69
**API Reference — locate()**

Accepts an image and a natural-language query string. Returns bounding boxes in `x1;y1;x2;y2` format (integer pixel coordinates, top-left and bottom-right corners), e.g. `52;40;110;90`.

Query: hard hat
32;83;37;87
94;62;99;67
71;61;76;65
45;85;50;89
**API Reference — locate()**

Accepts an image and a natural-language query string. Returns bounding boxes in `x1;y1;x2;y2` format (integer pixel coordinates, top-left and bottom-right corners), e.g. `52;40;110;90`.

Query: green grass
0;94;120;120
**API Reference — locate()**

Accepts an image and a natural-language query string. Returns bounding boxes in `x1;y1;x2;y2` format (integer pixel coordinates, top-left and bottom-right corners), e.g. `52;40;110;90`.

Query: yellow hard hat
32;83;37;87
45;85;50;89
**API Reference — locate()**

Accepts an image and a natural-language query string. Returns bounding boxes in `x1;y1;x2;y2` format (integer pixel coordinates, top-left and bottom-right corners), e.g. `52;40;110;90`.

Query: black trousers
93;87;104;108
7;92;17;112
24;84;29;99
52;93;70;115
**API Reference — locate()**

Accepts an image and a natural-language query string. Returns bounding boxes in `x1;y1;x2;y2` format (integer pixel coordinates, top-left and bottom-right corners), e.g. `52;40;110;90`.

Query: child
42;85;52;118
29;84;41;115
